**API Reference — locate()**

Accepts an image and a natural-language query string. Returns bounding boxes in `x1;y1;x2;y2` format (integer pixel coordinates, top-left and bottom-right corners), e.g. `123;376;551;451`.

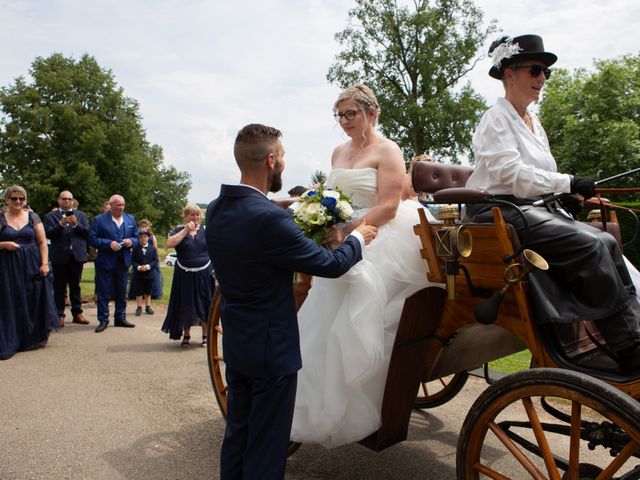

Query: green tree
539;55;640;191
328;0;495;164
0;53;191;226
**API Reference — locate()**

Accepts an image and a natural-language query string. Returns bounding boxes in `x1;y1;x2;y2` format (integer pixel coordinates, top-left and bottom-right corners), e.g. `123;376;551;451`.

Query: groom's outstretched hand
353;219;378;246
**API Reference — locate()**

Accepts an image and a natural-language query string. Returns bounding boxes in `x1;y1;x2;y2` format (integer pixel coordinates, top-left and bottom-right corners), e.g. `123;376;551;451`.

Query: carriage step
469;365;506;385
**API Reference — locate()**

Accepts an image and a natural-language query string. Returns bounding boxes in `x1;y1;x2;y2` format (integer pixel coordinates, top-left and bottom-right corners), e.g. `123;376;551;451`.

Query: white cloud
2;0;639;202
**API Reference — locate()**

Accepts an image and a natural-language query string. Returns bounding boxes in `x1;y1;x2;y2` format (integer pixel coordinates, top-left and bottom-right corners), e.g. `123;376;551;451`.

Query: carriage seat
588;219;624;252
411;161;474;194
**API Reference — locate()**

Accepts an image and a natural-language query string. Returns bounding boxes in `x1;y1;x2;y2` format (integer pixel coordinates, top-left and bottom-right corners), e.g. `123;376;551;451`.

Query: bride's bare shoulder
375;138;404;167
333;141;351;155
379;137;403;155
331;141;351;165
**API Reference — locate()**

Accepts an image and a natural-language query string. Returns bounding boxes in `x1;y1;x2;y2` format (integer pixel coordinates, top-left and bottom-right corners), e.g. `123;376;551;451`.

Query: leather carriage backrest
411;161;475;194
589;222;623;252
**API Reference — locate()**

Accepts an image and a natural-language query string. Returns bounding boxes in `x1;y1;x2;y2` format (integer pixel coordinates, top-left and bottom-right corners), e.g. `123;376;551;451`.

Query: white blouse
466;97;571;198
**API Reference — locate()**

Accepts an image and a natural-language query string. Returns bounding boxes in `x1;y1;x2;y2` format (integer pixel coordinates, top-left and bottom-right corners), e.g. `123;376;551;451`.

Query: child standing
132;228;158;316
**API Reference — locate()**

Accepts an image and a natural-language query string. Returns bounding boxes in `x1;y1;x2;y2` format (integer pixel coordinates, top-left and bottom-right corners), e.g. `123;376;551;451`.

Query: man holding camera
44;190;91;327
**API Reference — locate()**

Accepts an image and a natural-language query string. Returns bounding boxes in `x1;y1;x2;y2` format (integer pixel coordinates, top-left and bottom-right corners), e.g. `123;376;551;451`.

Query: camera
63;210;74;217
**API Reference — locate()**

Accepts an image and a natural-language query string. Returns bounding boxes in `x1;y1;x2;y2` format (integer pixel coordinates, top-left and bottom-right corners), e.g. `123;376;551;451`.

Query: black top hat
488;34;557;79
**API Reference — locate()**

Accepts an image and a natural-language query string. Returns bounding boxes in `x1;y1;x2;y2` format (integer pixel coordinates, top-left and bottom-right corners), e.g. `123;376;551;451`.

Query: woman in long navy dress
0;185;58;360
161;204;214;346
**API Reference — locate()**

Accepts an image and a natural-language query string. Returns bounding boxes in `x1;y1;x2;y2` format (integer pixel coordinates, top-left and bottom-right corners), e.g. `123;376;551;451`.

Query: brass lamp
587;209;602;222
435;204;472;300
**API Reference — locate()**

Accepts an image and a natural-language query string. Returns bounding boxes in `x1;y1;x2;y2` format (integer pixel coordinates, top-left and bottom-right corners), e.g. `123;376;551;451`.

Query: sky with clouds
2;0;639;203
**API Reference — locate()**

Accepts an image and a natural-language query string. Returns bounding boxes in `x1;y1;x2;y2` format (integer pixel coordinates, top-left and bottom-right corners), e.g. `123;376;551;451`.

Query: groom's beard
269;172;282;193
269;162;283;193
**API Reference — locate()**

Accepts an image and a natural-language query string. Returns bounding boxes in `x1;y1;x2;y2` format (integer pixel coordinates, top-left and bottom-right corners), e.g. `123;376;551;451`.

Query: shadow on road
105;417;225;480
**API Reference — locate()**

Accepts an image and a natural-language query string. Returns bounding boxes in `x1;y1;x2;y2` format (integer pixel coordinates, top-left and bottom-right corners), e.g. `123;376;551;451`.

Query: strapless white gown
290;167;442;448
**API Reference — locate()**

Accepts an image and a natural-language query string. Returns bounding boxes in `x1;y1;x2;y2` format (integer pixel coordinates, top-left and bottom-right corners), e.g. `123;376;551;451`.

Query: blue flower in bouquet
289;186;354;244
321;196;337;216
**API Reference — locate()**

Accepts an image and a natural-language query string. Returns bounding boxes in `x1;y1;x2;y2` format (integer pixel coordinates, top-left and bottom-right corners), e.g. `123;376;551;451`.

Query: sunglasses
10;197;26;202
512;64;552;80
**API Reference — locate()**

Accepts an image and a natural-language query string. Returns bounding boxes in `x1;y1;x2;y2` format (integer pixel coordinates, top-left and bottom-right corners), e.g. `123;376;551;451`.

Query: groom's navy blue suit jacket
205;184;362;378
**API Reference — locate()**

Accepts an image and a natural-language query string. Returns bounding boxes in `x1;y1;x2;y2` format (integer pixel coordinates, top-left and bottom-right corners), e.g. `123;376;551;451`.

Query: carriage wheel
206;289;301;457
414;372;470;409
207;289;227;417
457;368;640;479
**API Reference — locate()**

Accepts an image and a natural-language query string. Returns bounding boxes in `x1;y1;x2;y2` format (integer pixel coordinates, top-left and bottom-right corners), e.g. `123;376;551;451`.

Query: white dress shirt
466;97;571;198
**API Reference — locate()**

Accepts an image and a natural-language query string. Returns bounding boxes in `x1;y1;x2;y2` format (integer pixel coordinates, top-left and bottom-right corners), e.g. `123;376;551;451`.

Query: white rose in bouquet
323;190;340;200
304;203;329;225
336;200;353;221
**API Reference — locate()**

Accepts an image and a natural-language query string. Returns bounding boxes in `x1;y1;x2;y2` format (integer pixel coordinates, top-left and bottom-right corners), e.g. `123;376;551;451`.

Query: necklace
520;111;533;131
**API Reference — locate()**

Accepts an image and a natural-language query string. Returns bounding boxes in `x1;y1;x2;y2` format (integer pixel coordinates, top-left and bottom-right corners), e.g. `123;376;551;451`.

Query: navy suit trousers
221;369;297;480
52;260;84;316
95;259;129;324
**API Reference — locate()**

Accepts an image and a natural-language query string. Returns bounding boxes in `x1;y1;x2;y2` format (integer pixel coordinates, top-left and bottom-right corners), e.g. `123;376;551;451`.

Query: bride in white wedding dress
290;84;442;448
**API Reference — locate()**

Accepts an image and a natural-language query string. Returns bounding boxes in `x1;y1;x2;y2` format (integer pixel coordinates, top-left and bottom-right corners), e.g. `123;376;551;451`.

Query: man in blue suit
206;124;377;480
89;194;139;332
44;190;90;327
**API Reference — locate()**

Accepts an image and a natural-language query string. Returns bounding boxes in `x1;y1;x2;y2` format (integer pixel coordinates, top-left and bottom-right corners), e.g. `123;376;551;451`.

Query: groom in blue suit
89;194;139;332
206;124;377;480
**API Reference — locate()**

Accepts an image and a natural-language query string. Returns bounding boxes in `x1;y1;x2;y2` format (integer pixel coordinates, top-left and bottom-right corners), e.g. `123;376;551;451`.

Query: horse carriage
206;161;640;479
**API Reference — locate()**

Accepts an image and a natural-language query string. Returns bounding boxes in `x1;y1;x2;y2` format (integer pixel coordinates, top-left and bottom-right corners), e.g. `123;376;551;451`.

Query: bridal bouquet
289;186;354;244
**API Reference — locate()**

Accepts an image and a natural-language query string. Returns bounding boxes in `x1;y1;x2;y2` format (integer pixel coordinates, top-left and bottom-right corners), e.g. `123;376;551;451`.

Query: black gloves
570;176;596;199
559;194;583;217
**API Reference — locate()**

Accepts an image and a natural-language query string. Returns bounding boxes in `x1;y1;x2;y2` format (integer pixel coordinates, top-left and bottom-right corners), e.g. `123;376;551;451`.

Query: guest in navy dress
0;185;58;360
161;204;214;346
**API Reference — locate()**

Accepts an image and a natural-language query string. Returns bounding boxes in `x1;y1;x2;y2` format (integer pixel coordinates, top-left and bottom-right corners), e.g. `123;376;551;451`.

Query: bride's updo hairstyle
333;84;380;127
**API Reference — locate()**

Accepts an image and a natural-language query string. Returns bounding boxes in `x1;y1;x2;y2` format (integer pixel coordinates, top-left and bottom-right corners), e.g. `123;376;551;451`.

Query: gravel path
0;301;492;480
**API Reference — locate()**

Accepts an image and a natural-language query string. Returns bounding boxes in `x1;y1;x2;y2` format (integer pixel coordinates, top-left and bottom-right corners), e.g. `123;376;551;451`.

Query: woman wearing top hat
465;34;640;373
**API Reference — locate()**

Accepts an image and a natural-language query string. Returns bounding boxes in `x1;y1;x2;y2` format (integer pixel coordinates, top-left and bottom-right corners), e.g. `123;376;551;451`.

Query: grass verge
81;265;175;305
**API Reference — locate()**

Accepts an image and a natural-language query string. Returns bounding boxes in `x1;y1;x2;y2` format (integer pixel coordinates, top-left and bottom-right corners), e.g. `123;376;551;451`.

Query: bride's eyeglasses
334;109;363;122
512;64;552;80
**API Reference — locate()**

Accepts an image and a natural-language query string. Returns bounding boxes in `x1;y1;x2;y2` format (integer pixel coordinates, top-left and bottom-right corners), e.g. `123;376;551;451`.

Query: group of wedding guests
90;196;214;343
206;34;640;480
0;188;215;360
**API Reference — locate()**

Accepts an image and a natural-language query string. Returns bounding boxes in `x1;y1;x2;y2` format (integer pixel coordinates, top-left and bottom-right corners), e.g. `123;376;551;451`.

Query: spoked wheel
207;289;227;416
206;289;301;457
414;372;470;409
457;368;640;479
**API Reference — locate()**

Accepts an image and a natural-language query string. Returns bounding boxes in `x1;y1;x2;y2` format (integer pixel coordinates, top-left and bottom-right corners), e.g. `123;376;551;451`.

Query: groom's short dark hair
234;124;282;167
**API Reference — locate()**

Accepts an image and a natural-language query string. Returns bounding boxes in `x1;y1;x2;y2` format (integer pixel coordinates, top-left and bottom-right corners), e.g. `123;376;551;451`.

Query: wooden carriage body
207;161;640;478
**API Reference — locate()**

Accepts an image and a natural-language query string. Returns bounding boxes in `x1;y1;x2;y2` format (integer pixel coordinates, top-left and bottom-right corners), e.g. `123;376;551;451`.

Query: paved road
0;302;491;480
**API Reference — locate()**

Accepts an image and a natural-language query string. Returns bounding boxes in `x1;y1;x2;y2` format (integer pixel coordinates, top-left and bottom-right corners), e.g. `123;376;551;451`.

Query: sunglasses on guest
512;64;552;80
10;196;26;202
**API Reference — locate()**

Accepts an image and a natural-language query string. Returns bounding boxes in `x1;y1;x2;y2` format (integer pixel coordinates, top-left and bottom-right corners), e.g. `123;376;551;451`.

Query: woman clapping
161;204;215;347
